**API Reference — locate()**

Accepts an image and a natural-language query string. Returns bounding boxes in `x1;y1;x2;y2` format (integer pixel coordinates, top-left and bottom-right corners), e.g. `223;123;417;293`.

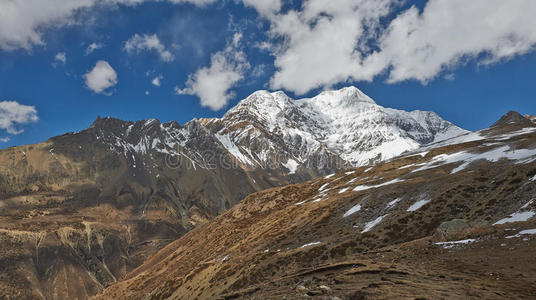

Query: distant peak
492;110;534;127
91;116;128;127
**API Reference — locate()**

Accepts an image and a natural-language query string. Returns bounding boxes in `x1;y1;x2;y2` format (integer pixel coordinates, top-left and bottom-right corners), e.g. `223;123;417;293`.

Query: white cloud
145;90;150;96
265;0;536;94
84;60;118;95
176;33;249;110
123;33;174;62
4;0;536;98
0;0;95;51
0;101;38;140
240;0;281;16
54;52;67;64
0;0;218;51
266;0;395;94
85;42;103;55
367;0;536;83
152;75;163;86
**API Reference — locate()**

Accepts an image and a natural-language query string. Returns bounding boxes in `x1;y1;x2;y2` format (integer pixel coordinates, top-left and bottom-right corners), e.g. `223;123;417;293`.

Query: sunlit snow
386;197;402;208
361;214;388;233
407;199;430;211
493;211;535;225
435;238;476;248
353;178;404;192
343;204;361;217
299;241;321;248
338;187;350;194
411;145;536;174
506;228;536;239
282;159;298;174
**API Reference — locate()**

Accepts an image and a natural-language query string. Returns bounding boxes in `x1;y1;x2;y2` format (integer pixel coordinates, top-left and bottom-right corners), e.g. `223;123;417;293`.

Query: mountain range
2;87;534;299
98;110;536;299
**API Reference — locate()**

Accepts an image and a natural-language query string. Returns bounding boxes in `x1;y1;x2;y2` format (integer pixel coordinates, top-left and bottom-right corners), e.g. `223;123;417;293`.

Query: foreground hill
0;87;463;299
97;112;536;299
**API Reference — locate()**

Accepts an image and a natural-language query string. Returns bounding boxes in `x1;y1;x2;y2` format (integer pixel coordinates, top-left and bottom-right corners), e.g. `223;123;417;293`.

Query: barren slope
97;115;536;299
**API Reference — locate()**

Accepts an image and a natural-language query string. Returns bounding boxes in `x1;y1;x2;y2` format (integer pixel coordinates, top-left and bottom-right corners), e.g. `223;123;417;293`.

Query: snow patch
299;241;321;248
215;133;253;165
353;179;404;192
282;159;298;174
318;182;330;192
492;127;536;141
520;200;533;210
435;238;476;248
361;214;388;233
493;211;535;225
386;198;402;209
407;198;430;212
338;187;350;194
418;151;429;157
413;145;536;174
506;228;536;239
343;204;361;217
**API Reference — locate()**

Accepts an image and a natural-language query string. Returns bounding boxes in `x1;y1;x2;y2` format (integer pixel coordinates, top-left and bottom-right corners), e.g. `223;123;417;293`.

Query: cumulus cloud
123;33;174;62
176;33;249;110
0;0;95;51
266;0;394;94
152;75;163;86
265;0;536;94
366;0;536;83
4;0;536;98
85;42;103;55
84;60;118;95
0;101;39;141
54;52;67;65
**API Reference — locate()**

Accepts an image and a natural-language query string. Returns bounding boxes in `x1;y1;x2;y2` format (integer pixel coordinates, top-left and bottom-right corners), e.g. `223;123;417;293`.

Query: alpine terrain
97;111;536;299
1;86;472;299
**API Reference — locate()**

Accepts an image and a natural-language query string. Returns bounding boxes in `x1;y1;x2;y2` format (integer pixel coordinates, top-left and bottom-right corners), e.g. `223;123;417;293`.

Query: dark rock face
492;110;534;127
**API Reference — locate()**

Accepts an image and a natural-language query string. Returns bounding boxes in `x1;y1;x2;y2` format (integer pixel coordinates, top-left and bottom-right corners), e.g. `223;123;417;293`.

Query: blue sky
1;0;536;147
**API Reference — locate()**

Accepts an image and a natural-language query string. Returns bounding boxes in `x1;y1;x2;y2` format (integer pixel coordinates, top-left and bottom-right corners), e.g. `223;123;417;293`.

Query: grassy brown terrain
0;117;330;299
96;119;536;299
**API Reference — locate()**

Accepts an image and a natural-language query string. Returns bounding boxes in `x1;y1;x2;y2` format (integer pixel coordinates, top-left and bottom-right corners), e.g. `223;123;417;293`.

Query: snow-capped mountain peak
211;86;468;168
84;86;468;175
